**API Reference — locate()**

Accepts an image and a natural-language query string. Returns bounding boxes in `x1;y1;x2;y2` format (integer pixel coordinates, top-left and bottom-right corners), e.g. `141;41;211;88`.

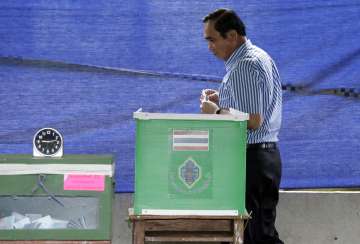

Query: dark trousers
244;146;284;244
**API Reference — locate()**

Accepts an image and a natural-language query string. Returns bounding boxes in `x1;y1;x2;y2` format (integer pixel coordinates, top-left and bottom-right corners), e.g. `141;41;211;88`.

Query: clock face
33;128;63;156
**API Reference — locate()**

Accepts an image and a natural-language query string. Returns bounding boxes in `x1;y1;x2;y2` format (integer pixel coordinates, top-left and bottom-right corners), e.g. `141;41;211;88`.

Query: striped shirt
219;39;282;143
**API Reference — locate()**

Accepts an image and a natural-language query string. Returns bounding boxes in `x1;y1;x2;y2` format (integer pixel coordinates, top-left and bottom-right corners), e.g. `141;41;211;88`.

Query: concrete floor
112;191;360;244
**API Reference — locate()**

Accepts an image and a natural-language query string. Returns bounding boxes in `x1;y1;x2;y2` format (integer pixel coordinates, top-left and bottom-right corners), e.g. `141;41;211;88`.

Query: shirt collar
225;38;252;72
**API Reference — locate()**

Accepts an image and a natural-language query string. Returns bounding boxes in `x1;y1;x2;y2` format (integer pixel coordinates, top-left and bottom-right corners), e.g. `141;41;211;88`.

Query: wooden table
129;214;247;244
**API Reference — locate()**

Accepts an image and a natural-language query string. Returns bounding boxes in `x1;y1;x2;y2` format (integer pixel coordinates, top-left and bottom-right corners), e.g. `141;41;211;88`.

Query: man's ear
226;30;238;42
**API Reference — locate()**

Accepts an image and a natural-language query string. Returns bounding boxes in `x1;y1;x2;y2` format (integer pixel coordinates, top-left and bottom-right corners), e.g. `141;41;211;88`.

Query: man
201;9;284;244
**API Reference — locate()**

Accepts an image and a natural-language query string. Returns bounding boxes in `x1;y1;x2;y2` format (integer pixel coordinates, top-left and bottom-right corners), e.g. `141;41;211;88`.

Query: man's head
203;9;246;61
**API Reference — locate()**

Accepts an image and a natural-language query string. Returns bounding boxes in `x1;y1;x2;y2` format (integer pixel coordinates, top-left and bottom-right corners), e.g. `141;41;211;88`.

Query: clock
33;128;63;157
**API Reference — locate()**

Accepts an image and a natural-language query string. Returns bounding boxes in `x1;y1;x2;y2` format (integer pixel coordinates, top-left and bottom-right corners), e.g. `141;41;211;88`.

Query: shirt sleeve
228;66;263;114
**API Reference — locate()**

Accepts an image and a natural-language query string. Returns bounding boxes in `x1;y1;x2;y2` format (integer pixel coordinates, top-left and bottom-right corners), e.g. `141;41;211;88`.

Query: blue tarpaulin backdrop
0;1;359;192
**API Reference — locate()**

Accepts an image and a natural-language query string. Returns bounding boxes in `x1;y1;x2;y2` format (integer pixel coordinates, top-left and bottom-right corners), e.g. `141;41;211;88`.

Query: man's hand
248;113;263;130
201;100;220;114
200;89;219;105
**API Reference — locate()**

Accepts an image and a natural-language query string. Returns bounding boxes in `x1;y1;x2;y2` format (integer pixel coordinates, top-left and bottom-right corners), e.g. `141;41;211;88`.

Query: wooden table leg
133;221;145;244
233;219;244;244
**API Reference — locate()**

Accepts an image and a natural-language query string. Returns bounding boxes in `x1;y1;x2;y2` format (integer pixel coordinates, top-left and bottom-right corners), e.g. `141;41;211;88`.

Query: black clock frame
33;128;63;156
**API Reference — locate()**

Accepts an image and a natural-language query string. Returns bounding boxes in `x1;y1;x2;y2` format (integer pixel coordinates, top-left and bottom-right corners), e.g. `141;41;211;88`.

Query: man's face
204;21;234;61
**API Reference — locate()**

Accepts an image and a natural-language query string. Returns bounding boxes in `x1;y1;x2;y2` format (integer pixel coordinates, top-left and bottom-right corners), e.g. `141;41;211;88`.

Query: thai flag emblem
172;130;209;151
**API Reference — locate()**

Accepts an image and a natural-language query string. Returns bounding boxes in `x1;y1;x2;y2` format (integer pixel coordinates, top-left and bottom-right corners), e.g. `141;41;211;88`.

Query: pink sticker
64;174;105;191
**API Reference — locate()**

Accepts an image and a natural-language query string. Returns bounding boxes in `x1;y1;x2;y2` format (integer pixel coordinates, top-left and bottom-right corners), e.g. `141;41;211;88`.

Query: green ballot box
133;110;249;216
0;154;114;242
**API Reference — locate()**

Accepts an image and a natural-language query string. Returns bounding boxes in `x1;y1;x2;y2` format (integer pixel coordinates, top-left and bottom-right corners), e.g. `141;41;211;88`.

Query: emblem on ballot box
169;156;212;198
168;129;213;198
179;157;201;189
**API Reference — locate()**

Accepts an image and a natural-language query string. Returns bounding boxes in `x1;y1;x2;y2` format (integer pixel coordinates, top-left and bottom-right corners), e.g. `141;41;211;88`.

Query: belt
247;142;277;149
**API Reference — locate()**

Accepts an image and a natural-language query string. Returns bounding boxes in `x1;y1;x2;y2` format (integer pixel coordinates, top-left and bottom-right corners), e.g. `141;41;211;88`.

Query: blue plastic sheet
0;1;359;191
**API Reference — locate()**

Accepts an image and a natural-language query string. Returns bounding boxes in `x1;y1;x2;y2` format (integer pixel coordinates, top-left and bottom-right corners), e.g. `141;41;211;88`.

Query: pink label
64;174;105;191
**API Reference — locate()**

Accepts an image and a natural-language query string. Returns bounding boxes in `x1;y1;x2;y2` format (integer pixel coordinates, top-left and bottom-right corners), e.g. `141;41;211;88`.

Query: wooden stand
129;214;246;244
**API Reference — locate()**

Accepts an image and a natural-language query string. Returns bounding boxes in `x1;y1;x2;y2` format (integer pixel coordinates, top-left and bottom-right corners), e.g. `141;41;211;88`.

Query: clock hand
42;140;57;143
